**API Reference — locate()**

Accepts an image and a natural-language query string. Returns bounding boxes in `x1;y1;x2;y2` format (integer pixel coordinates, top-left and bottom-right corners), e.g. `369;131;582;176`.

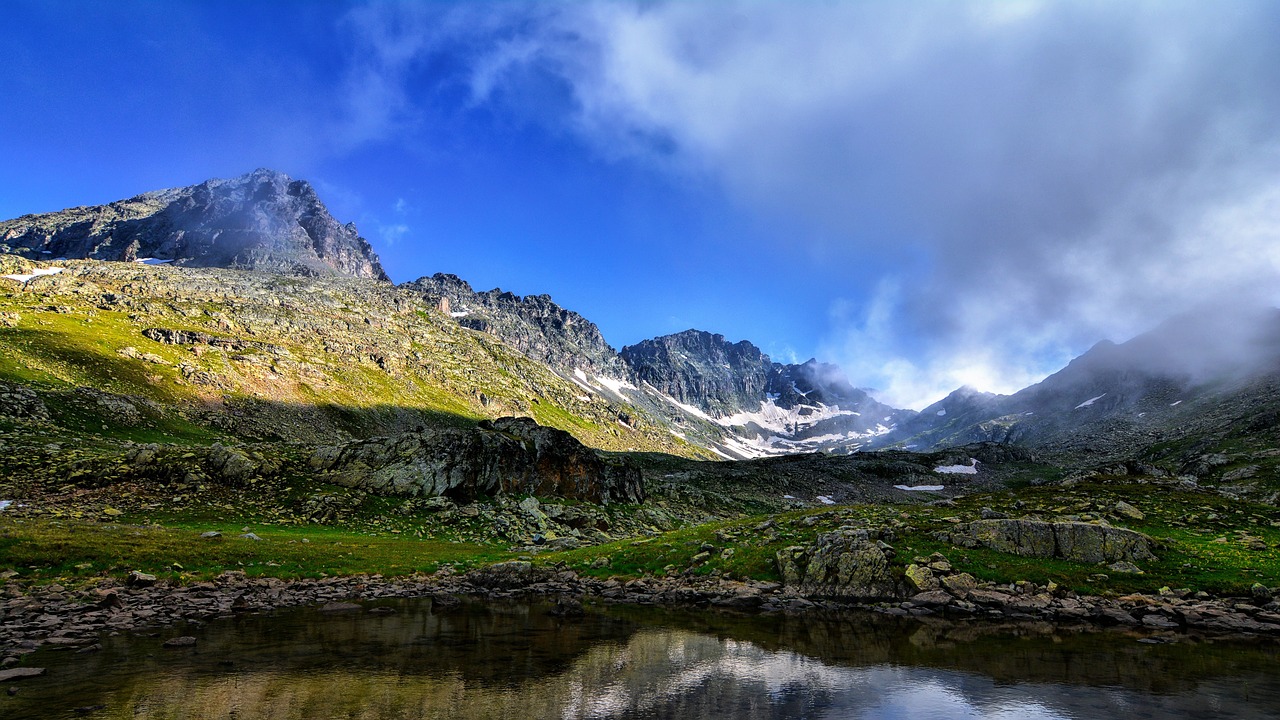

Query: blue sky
3;1;1279;408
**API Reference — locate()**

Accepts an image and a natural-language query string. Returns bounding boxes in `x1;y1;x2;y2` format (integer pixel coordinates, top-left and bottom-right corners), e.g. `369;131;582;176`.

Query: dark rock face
623;330;775;417
309;416;643;504
945;519;1157;563
0;169;387;281
409;273;628;377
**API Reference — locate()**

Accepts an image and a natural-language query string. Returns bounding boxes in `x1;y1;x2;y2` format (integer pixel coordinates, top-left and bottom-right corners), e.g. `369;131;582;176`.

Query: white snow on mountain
2;266;63;283
934;459;979;474
716;398;862;436
1074;394;1106;409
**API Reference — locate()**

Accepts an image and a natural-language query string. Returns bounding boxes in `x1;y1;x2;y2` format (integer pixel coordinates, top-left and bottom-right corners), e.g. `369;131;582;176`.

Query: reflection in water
5;598;1280;719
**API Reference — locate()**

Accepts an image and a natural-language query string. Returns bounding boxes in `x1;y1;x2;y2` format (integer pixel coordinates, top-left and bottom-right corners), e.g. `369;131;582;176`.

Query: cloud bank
344;1;1280;409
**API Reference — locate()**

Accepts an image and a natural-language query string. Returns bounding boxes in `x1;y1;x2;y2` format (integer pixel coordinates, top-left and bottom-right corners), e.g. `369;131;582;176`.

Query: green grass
537;481;1280;597
0;517;512;585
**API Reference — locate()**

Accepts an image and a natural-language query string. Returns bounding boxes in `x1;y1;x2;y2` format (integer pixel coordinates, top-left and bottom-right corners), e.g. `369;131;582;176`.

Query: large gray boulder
776;530;900;600
309;416;643;505
947;519;1157;563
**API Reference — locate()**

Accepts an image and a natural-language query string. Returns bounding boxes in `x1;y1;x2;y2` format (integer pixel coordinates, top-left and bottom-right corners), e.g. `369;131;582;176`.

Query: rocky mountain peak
0;169;388;281
409;273;630;378
621;330;775;417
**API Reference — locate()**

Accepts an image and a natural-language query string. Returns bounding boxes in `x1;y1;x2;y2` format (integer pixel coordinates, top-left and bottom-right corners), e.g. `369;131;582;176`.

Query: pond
5;597;1280;719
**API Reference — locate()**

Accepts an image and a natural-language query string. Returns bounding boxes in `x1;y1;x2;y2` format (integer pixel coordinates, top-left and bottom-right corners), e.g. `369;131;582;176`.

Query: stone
906;590;954;607
126;571;157;588
468;561;553;590
1107;561;1144;574
1113;501;1145;521
200;531;222;539
948;519;1157;563
904;564;940;592
940;572;978;595
775;530;899;600
0;668;45;682
239;532;263;541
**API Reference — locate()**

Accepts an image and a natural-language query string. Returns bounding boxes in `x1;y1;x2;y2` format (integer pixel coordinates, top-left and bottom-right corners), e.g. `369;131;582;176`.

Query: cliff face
0;169;388;281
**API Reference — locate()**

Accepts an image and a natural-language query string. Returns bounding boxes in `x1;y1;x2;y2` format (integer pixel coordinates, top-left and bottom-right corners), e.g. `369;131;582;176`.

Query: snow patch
649;385;714;422
934;459;979;474
2;267;63;283
449;310;470;318
1170;400;1183;406
134;257;173;265
816;495;835;505
783;494;796;499
594;375;636;399
895;485;945;492
0;500;11;511
717;398;863;436
1074;393;1106;409
936;409;947;416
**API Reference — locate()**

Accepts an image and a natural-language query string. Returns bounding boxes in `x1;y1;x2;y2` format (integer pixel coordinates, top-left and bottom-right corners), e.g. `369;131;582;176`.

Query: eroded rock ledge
309;417;644;505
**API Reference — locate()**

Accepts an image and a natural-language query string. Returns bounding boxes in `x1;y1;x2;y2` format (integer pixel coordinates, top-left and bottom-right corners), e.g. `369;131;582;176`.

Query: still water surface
6;597;1280;719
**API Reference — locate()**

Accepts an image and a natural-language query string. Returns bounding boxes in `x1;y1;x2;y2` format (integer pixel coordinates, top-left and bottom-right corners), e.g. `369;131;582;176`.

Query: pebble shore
3;561;1279;673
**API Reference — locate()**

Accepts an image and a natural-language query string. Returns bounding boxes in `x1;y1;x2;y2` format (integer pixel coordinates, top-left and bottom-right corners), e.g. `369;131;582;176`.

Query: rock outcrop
0;169;388;281
943;519;1158;563
309;416;644;504
409;273;629;377
776;529;900;600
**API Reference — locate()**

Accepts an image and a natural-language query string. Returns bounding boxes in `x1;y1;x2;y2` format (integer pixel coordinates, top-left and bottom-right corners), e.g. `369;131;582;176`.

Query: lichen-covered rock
947;519;1157;563
904;563;940;592
776;530;900;600
310;416;643;505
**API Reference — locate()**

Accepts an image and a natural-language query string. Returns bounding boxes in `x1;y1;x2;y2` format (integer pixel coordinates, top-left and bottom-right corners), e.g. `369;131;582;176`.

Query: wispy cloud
341;1;1280;408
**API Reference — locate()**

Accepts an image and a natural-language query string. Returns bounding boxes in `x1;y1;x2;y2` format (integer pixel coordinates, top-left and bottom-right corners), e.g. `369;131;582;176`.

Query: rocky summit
0;169;387;281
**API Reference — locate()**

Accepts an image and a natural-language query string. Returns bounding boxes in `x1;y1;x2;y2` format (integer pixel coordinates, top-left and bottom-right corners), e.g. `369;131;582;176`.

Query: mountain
881;304;1280;464
0;169;388;281
622;330;910;455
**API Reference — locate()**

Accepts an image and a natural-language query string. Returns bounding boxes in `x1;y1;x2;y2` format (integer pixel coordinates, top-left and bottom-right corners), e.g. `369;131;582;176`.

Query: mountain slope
0;169;388;281
880;305;1280;465
0;259;703;458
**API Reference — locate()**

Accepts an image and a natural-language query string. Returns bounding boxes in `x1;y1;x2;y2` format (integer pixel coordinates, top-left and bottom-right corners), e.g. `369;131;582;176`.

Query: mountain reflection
7;599;1279;719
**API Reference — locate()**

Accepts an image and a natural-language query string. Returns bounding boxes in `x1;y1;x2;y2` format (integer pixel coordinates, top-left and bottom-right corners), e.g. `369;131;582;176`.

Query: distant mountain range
5;169;1279;476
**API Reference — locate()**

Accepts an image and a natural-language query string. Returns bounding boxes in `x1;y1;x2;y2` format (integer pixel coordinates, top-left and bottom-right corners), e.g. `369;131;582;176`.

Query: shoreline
4;564;1279;666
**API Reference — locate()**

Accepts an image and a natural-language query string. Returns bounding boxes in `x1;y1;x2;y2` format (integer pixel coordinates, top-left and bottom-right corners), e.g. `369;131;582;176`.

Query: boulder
776;530;900;600
947;519;1157;563
468;561;555;590
904;564;940;592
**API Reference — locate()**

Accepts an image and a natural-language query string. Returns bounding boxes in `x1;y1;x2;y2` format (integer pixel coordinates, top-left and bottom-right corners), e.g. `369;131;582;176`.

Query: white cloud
342;1;1280;406
376;222;410;246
